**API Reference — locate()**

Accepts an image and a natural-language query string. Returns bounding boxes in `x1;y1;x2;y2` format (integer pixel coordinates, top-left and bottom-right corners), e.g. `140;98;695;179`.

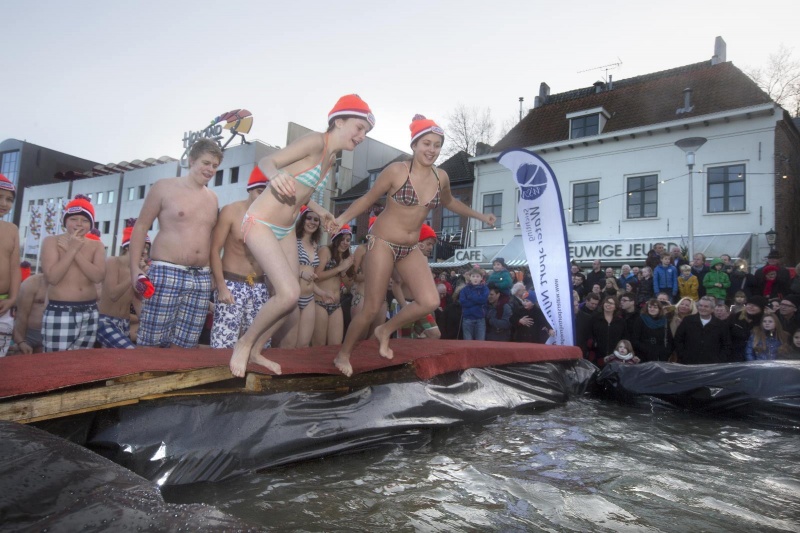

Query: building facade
472;39;800;270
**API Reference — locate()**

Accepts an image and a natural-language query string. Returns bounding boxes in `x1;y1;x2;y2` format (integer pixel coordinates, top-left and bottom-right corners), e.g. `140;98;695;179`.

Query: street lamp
674;137;707;260
765;228;777;251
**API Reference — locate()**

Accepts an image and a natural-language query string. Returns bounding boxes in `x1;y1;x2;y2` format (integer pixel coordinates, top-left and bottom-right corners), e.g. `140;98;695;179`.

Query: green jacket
703;260;730;299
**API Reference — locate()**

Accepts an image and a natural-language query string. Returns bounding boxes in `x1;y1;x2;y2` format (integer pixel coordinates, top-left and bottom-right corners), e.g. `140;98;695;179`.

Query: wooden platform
0;340;580;424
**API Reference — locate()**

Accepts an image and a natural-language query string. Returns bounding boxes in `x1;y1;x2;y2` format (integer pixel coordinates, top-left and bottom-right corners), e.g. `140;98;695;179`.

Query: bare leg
327;306;344;345
311;303;328;347
375;249;440;358
334;243;395;376
296;301;316;347
230;225;299;377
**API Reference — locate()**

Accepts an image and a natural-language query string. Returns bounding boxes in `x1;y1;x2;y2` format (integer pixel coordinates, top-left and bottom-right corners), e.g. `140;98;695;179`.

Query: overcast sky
1;0;796;165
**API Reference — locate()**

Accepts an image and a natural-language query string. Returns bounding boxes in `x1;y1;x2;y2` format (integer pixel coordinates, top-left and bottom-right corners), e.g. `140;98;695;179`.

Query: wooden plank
247;364;417;394
0;367;232;424
106;371;170;385
22;399;141;424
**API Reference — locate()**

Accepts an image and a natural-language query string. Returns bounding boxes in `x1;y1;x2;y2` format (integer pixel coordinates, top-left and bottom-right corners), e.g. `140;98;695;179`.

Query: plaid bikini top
391;162;441;209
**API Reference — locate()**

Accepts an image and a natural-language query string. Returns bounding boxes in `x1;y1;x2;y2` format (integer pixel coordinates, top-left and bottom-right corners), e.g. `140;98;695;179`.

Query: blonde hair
680;264;692;273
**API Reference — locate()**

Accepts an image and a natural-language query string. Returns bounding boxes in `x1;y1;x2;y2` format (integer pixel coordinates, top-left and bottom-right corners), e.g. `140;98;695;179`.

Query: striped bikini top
293;133;331;194
391;162;441;209
297;239;319;268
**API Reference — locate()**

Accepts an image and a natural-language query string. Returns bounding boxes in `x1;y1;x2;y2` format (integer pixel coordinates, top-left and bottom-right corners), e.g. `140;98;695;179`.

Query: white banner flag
499;149;574;346
23;202;62;257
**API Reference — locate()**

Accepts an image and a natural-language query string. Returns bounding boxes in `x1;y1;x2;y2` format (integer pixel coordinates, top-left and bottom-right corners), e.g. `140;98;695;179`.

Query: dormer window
567;107;611;139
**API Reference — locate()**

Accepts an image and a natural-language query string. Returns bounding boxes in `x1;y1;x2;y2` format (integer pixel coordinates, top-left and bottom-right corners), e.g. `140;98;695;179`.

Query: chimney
676;88;694;115
711;36;727;65
475;142;492;156
608;75;613;91
593;81;604;94
534;82;550;108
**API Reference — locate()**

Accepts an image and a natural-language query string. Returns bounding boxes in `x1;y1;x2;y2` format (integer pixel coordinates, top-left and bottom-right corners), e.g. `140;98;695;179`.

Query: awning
492;236;527;267
691;233;752;262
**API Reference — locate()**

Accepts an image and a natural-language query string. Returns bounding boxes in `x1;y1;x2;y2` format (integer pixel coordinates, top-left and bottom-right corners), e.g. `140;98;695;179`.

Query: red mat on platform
0;340;580;399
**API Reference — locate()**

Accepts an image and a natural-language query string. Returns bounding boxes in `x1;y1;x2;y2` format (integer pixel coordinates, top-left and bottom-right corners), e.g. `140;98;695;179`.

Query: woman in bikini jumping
331;115;496;376
229;94;375;377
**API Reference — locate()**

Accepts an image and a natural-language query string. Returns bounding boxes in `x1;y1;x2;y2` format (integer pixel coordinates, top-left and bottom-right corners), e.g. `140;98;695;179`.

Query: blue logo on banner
516;163;548;200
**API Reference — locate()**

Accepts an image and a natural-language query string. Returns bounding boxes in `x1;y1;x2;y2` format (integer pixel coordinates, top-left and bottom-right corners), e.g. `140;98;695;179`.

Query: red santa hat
332;224;351;241
247;166;269;191
86;228;102;241
419;224;437;242
368;216;377;229
20;261;31;282
0;174;15;197
62;194;95;227
121;218;149;248
328;94;375;131
409;114;445;147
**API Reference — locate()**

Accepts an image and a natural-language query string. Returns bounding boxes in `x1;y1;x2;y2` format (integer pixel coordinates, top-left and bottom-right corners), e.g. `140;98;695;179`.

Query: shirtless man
129;138;221;348
0;174;21;356
41;195;106;352
209;168;270;348
12;274;47;354
97;223;150;348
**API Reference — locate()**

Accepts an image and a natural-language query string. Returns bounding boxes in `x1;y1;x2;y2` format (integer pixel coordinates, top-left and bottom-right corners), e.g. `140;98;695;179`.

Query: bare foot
250;352;282;375
373;324;394;360
229;340;252;378
334;353;353;377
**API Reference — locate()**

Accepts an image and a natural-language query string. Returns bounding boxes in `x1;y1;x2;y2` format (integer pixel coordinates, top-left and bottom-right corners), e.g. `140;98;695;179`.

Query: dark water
164;399;800;532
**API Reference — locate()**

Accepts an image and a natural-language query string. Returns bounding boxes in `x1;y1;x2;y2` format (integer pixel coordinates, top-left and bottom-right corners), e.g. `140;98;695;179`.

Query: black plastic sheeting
0;421;264;532
86;360;596;487
595;360;800;428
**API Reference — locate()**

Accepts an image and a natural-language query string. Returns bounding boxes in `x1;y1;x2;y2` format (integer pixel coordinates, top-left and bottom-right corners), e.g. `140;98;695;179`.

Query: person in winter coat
459;268;489;340
754;251;791;299
653;255;679;303
727;259;756;303
589;295;627;367
677;264;699;301
783;327;800;360
631;298;674;362
745;312;789;361
485;285;512;341
637;266;655;307
487;258;513;296
604;339;640;365
509;283;553;343
674;296;732;364
702;258;730;302
727;295;767;362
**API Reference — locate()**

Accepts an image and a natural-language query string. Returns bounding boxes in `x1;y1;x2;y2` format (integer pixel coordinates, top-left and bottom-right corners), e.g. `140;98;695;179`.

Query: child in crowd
459;267;488;340
677;264;699;301
604;339;640;365
41;195;106;351
487;258;513;296
730;290;747;315
653;254;678;303
745;312;788;361
0;174;20;356
703;258;730;303
485;285;512;341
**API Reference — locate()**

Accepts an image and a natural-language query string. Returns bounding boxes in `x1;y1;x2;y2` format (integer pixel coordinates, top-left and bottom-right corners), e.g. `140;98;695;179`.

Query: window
138;185;146;199
103;221;110;234
573;181;599;223
482;192;502;229
571;114;599;139
107;190;115;204
368;171;379;188
214;170;223;187
128;187;135;201
707;164;745;213
626;175;658;218
230;167;239;184
37;199;44;205
97;192;104;205
441;206;460;235
86;193;92;201
28;200;34;211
